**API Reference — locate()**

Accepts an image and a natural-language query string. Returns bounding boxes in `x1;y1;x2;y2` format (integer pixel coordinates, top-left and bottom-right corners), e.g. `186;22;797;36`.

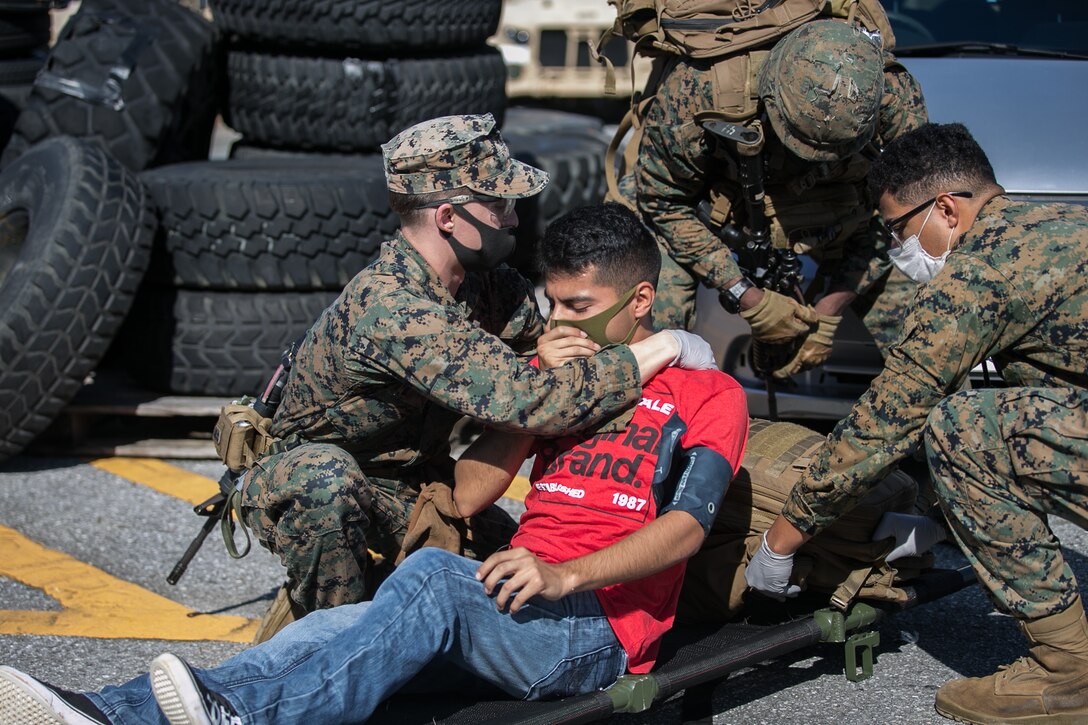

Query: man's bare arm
477;510;705;613
453;429;534;517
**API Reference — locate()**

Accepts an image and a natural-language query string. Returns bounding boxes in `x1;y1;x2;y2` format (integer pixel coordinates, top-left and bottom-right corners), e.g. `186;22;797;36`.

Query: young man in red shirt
0;203;748;725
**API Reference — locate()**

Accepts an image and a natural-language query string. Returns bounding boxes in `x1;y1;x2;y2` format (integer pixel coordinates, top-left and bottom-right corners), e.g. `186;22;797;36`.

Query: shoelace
995;656;1044;684
202;689;243;725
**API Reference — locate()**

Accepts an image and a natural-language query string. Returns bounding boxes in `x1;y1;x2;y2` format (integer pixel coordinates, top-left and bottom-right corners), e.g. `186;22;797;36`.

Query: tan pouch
395;481;467;565
212;400;276;473
677;419;924;625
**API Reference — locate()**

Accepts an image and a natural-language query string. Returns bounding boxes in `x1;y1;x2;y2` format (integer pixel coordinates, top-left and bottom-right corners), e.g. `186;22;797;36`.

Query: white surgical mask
888;203;955;284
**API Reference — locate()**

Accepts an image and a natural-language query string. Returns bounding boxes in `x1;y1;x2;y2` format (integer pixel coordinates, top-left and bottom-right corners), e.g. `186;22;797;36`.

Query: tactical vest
677;419;931;625
699;111;879;262
601;0;893;62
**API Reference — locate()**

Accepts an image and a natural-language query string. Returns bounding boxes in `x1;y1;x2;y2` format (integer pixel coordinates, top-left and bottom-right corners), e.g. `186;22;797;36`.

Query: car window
885;0;1088;55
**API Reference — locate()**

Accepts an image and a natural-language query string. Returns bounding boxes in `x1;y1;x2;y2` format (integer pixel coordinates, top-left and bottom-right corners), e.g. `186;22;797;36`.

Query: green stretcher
368;566;976;725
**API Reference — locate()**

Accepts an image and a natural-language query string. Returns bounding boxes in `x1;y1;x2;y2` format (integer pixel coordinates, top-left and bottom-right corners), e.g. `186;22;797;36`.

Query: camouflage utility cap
381;113;548;198
759;20;884;163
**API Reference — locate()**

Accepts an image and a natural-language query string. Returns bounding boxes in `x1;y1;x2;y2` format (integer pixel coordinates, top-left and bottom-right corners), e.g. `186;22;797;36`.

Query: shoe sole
936;702;1088;725
150;654;209;725
0;667;66;724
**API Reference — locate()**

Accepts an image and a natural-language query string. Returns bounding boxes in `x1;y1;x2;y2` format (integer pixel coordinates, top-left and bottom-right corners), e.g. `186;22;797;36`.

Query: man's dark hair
869;123;998;204
537;202;661;291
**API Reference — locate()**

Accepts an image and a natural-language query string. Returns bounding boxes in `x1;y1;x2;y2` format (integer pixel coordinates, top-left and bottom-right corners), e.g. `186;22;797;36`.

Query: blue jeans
90;548;627;724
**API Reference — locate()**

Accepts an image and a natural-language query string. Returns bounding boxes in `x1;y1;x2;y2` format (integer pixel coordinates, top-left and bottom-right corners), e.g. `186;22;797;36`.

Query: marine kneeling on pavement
0;202;748;725
747;122;1088;724
211;113;716;624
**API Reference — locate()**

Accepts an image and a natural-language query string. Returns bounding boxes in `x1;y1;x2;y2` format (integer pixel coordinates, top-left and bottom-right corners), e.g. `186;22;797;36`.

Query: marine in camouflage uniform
753;123;1088;723
635;19;927;372
243;114;647;613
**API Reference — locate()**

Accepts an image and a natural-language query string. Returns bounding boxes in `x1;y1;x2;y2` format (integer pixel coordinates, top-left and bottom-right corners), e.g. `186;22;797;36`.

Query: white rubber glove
872;511;948;562
744;532;802;600
666;329;717;370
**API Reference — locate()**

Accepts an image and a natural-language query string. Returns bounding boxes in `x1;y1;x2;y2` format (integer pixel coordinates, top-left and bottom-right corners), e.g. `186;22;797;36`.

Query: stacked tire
116;0;510;397
0;0;614;460
125;156;398;395
0;0;55;151
1;0;219;171
500;108;610;278
0;0;214;461
0;137;156;460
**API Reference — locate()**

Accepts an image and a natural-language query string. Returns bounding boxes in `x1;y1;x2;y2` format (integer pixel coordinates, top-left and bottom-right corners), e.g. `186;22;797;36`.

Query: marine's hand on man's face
664;329;718;370
536;325;601;368
476;546;574;614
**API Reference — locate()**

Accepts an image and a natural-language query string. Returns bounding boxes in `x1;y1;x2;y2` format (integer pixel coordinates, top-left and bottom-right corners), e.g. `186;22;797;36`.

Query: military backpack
677;419;933;625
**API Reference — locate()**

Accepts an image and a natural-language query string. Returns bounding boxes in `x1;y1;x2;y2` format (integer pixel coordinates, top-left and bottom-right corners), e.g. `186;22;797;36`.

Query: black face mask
448;206;516;271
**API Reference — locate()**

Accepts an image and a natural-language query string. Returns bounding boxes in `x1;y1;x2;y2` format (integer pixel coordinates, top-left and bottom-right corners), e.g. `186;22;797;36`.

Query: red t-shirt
510;367;748;672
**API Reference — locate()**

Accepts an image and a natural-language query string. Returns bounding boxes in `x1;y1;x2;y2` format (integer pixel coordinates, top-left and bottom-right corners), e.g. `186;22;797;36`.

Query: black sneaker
150;654;241;725
0;665;111;724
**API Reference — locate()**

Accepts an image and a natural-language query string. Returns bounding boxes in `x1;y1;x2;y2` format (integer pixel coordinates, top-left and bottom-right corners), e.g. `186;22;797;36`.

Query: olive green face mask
549;285;639;346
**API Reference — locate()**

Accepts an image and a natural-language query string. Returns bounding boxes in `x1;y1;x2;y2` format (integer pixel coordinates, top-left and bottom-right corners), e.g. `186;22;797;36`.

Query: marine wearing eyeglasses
747;122;1088;725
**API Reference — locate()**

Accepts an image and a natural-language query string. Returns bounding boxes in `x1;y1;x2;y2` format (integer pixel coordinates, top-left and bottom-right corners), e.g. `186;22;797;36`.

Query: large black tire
209;0;501;55
120;287;337;396
224;46;507;153
0;1;60;10
503;129;609;276
0;55;45;150
0;52;44;85
0;136;155;461
140;155;396;291
1;0;219;171
502;107;605;138
0;8;50;58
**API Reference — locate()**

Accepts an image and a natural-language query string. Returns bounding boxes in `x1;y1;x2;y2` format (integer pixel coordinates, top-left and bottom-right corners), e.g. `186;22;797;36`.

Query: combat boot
252;580;307;644
935;597;1088;724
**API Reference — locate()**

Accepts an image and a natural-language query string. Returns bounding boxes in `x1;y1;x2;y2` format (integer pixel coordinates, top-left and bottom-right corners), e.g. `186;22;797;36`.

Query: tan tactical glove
395;482;467;565
740;289;819;344
773;314;841;379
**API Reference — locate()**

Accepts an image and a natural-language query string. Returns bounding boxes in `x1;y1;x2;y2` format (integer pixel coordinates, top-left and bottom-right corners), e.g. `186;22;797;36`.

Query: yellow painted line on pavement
0;457;525;642
91;456;531;506
0;524;257;642
507;475;530;503
89;457;218;506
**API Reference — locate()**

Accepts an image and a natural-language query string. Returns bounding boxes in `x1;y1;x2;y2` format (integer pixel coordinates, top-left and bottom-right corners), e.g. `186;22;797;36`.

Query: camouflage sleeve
827;218;895;297
635;63;743;290
877;58;928;146
358;291;641;436
781;256;1027;533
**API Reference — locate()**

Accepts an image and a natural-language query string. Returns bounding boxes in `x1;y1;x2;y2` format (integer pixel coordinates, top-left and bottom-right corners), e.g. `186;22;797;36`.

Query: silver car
695;0;1088;419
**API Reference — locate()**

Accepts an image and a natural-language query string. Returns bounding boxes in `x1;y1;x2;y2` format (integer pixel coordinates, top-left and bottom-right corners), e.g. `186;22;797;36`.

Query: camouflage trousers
652;245;918;354
925;386;1088;620
241;442;518;612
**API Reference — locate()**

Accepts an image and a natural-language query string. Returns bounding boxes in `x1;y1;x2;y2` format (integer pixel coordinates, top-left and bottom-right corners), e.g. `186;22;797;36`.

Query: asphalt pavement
1;451;1085;724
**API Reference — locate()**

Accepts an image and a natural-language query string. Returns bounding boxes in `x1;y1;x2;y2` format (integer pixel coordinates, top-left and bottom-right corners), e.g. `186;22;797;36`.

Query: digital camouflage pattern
925;387;1088;620
759;20;884;163
783;198;1088;614
636;29;926;332
382;113;548;198
243;234;643;610
242;444;518;611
